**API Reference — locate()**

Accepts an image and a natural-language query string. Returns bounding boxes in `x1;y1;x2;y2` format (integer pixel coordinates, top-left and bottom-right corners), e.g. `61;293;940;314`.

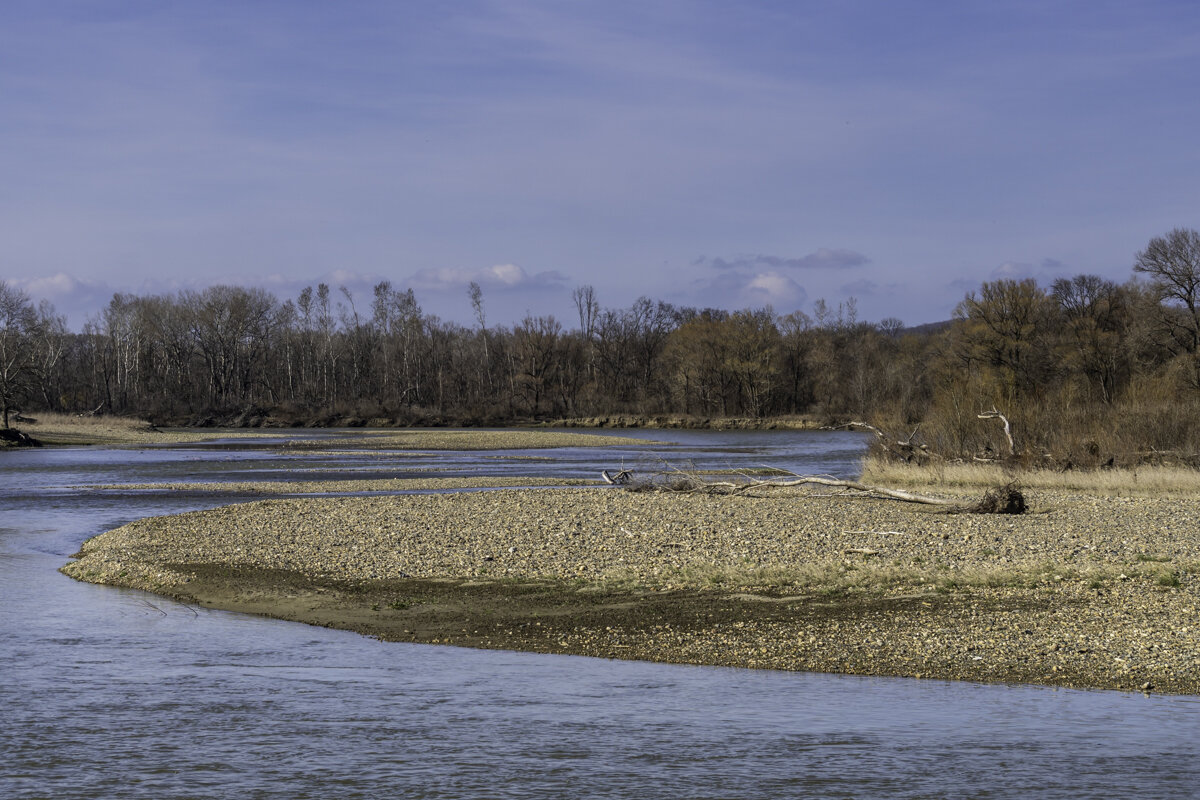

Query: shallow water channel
2;429;1197;799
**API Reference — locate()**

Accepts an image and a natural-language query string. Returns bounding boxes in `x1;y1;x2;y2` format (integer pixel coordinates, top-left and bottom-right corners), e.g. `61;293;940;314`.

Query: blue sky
4;1;1199;329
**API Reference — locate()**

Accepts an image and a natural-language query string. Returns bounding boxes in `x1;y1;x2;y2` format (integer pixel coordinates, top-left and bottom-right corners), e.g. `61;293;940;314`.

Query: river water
2;430;1197;799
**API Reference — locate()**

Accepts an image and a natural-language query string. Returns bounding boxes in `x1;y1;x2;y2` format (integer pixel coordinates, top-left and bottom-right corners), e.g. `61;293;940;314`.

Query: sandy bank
542;415;827;431
88;477;598;494
11;413;257;445
11;414;654;450
62;485;1200;693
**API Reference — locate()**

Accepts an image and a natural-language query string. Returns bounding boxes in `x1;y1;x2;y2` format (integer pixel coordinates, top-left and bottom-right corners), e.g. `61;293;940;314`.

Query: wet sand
63;485;1200;694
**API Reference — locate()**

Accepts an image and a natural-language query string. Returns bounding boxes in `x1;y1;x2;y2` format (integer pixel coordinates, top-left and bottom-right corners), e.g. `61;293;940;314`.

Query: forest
4;227;1200;467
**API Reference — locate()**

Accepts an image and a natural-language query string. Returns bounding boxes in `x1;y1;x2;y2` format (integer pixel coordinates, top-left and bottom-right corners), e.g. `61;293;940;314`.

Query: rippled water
2;430;1198;799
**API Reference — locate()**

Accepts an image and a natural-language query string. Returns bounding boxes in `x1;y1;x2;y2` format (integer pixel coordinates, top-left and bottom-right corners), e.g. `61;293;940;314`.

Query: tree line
4;227;1200;465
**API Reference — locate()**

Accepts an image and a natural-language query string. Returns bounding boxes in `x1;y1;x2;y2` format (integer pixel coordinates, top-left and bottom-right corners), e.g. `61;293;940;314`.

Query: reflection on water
2;431;1197;799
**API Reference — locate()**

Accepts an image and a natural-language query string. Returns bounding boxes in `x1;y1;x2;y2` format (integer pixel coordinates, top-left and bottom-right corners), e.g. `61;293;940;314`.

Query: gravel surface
63;486;1200;694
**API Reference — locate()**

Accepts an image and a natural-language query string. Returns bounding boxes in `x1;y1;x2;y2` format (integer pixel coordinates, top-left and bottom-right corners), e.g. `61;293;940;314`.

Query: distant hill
901;319;953;336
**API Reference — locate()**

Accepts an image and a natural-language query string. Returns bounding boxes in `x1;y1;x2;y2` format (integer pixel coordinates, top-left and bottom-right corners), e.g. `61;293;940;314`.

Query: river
2;429;1197;799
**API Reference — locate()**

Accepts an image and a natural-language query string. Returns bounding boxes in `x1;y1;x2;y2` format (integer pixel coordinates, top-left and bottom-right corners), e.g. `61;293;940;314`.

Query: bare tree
372;282;424;408
956;278;1059;402
31;300;68;410
0;282;40;427
467;281;491;393
183;286;279;407
1051;275;1132;403
1134;227;1200;354
513;314;563;414
468;281;486;330
572;284;599;382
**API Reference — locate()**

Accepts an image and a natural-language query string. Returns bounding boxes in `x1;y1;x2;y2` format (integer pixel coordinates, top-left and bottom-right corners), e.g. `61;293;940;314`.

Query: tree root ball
966;483;1027;514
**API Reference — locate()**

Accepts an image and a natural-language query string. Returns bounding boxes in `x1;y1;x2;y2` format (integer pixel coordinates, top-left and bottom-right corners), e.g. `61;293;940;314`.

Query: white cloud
745;271;802;301
690;268;806;311
990;261;1035;280
11;272;94;298
408;263;566;292
6;272;115;328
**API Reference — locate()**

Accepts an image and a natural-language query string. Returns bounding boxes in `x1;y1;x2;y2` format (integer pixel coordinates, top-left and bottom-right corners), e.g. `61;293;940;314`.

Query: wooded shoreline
8;229;1200;467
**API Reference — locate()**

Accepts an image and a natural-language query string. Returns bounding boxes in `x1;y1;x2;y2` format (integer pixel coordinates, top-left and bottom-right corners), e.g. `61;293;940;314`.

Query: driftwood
977;409;1014;457
76;401;106;418
830;421;935;464
683;473;955;505
601;469;634;485
608;465;1026;514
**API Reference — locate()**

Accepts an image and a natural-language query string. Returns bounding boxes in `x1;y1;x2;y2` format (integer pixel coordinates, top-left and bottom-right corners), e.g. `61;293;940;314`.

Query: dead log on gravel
679;473;956;505
619;466;1026;514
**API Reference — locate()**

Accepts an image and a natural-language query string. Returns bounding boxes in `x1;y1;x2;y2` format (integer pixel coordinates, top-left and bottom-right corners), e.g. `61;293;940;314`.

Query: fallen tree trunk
689;474;955;505
612;466;1026;514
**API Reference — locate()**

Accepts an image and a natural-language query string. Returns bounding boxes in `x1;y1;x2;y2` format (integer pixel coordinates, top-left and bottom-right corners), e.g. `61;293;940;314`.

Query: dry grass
17;415;653;449
596;556;1195;596
861;458;1200;496
17;413;244;445
599;551;1200;596
22;411;152;430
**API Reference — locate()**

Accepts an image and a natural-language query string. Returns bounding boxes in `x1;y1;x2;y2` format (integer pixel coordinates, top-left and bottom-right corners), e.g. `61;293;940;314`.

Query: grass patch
861;459;1200;496
592;558;1194;598
19;412;159;444
1157;571;1182;588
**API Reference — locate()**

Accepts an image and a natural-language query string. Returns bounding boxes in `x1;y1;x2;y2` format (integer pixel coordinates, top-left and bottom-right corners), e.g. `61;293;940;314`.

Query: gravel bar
63;486;1200;694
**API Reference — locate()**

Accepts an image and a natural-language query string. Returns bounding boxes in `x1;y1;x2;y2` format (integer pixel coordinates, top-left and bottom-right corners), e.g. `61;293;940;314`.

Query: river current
2;429;1197;799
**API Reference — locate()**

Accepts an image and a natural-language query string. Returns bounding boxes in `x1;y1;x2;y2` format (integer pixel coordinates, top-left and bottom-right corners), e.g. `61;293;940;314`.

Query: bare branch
827;421;934;464
977;408;1015;456
601;469;633;485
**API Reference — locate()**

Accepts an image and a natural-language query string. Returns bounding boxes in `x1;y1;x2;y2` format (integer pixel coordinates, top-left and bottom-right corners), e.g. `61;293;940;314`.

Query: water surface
2;430;1196;799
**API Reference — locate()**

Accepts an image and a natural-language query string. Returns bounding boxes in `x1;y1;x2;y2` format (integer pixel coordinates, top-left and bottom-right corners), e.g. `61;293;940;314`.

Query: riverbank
63;484;1200;694
9;412;254;446
9;413;654;449
169;406;829;431
85;476;598;493
541;414;827;431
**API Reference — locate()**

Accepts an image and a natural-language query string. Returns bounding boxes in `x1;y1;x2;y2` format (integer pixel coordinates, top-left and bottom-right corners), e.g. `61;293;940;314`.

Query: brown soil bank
544;414;827;430
62;487;1200;694
0;427;41;447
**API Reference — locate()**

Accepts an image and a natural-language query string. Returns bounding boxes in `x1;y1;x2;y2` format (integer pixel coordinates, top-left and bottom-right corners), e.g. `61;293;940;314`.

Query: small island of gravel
63;473;1200;695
